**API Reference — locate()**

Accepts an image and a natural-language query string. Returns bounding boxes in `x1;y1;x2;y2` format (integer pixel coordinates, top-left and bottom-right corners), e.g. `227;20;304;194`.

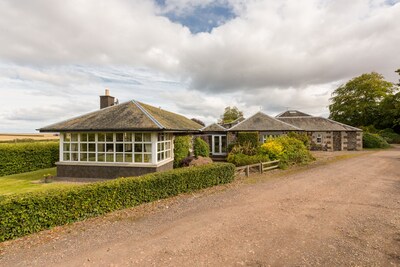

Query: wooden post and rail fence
235;160;280;177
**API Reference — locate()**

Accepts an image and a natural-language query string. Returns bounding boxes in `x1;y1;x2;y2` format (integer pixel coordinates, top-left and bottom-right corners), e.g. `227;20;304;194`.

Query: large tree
376;91;400;133
329;72;395;127
220;106;244;123
396;69;400;86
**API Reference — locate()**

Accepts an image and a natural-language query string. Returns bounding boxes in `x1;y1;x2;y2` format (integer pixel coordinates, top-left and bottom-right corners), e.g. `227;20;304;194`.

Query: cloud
0;0;399;132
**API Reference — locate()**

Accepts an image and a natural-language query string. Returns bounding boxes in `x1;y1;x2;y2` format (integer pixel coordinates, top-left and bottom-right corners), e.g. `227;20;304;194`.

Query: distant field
0;133;59;142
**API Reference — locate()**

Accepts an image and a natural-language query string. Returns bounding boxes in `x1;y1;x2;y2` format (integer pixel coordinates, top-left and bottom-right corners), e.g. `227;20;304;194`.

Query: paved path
1;148;399;266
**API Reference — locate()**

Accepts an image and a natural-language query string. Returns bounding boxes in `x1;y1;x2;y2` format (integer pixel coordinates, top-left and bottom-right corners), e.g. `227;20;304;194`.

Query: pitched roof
276;110;312;118
39;100;203;132
229;112;301;131
277;117;361;131
201;123;226;132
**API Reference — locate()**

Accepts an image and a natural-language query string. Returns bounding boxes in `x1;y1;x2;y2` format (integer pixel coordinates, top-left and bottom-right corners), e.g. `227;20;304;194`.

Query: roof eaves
132;100;164;129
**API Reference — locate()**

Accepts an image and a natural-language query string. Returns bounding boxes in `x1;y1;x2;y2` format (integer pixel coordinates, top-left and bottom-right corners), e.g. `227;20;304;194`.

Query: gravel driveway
1;147;399;266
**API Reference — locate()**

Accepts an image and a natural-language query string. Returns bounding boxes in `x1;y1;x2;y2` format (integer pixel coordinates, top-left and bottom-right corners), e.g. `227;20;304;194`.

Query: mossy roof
39;100;203;132
229;112;301;131
277;117;361;131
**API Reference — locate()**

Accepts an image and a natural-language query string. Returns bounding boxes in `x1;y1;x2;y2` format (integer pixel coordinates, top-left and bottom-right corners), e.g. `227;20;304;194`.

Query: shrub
0;142;59;177
227;153;270;167
260;136;314;169
193;137;210;157
237;132;259;148
363;132;390;148
260;140;284;160
0;163;235;242
287;132;311;149
230;141;258;156
378;128;400;144
173;135;191;167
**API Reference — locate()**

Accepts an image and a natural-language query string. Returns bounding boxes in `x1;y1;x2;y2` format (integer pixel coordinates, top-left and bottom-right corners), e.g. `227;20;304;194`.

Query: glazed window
316;133;323;144
157;133;172;162
61;132;155;164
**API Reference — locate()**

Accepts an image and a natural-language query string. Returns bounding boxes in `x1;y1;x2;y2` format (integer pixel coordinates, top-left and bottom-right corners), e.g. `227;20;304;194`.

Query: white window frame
211;135;227;155
60;132;173;165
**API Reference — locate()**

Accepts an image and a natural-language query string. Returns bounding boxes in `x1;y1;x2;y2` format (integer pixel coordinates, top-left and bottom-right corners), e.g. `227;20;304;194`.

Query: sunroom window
61;132;172;164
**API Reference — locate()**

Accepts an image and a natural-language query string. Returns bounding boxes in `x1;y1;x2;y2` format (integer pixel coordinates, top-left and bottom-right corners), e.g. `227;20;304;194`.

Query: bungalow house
39;90;202;179
276;110;363;151
200;112;301;157
201;110;363;157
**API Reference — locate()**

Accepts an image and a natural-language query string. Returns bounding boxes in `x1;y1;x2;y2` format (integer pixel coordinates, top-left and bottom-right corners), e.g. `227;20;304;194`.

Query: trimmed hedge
173;135;191;168
193;137;210;157
0;163;235;242
0;142;59;177
237;132;259;148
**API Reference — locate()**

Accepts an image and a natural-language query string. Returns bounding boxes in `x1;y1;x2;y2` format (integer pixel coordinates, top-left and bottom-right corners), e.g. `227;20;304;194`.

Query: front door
212;135;227;155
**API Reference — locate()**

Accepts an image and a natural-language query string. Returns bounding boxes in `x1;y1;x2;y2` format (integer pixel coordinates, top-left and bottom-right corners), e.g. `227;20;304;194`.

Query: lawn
0;168;77;196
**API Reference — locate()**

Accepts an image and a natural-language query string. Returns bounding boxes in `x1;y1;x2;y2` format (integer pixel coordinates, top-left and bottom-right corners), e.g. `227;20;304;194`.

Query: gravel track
0;147;399;266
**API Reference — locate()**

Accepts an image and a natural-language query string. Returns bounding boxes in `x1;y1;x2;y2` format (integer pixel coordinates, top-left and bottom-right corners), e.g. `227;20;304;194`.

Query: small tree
193;137;210;157
221;106;243;123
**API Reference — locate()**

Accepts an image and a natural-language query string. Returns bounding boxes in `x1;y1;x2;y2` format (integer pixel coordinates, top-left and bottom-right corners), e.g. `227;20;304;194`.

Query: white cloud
0;0;399;132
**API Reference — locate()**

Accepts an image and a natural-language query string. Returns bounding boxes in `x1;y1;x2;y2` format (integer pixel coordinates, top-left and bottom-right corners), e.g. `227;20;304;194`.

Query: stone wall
56;161;174;179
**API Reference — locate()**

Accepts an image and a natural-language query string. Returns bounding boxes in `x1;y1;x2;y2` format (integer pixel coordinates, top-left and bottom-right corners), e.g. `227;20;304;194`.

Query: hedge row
0;163;235;242
0;142;59;177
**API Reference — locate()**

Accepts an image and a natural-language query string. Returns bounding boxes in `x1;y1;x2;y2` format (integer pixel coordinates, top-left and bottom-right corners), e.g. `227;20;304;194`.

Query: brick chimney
100;88;115;109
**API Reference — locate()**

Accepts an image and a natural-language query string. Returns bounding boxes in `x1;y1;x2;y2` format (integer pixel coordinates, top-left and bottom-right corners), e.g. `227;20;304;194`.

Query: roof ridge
131;100;164;129
229;111;301;131
201;123;226;131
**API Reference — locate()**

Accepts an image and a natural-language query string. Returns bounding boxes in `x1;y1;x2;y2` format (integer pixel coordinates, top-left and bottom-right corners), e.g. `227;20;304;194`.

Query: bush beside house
227;135;314;169
0;163;235;242
236;132;259;147
193;137;210;157
173;135;192;167
0;142;59;177
362;132;390;148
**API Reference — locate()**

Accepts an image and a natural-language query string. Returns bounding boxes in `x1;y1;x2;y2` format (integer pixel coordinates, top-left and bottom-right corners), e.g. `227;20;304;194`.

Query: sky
0;0;399;133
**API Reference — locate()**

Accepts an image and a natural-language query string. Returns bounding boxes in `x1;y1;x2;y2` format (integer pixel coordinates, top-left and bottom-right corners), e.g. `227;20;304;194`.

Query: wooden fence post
246;165;249;177
260;162;263;174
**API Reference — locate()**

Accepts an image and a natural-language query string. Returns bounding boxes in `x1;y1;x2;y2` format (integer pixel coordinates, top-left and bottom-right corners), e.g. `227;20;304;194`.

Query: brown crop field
0;133;59;142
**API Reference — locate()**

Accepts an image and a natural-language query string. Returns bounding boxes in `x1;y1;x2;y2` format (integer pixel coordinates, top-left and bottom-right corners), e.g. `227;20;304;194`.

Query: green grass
0;168;77;196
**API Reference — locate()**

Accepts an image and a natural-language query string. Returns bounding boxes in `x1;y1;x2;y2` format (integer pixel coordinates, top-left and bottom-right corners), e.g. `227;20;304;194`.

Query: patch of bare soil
0;148;399;266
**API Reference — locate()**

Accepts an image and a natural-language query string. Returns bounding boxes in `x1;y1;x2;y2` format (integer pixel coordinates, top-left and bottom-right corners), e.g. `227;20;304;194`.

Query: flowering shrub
260;141;284;160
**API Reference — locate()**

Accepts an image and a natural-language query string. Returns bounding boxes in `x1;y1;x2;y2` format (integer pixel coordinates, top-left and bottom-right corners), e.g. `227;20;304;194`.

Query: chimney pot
105;88;110;96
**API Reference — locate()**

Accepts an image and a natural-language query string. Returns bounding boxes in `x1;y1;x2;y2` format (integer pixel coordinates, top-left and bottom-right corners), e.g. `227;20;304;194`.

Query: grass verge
0;168;77;196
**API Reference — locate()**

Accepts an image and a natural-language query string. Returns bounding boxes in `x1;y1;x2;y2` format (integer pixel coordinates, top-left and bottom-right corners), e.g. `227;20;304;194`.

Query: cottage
200;112;301;157
200;110;363;156
39;90;202;179
276;110;362;151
